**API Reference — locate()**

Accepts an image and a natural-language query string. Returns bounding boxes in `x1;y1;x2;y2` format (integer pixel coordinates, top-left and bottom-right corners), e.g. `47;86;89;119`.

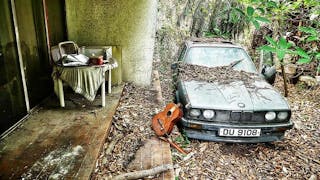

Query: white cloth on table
52;59;118;101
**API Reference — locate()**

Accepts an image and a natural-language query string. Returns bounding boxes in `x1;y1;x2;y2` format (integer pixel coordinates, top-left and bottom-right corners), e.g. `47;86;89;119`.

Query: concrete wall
46;0;67;46
65;0;158;85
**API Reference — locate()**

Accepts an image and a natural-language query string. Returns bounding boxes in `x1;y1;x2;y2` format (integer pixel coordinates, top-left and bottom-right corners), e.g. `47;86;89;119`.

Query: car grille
208;110;266;124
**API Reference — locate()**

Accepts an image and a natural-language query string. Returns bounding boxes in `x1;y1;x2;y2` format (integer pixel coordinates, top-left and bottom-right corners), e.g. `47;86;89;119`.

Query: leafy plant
237;0;320;96
294;47;320;64
234;5;270;29
259;36;293;60
296;81;307;90
298;26;320;42
295;48;312;64
203;28;231;39
204;0;246;39
259;36;294;97
175;130;190;148
260;36;320;64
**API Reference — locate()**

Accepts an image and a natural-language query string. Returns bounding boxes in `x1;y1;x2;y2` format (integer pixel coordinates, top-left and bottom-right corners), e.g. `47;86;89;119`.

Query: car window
184;47;257;73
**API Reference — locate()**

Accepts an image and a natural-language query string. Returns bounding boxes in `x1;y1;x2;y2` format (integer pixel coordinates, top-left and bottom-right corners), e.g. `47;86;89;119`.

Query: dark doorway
0;0;67;135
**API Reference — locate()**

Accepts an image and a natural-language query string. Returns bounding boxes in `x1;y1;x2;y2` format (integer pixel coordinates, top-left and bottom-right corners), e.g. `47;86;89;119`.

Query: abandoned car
172;39;294;143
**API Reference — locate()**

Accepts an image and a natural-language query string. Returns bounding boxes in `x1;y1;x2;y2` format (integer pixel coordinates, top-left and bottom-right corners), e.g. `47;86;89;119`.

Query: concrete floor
0;85;124;179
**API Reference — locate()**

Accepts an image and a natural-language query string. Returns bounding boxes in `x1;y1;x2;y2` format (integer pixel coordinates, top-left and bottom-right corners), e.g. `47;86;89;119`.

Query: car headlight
277;112;289;120
265;111;276;121
203;110;215;119
189;109;201;117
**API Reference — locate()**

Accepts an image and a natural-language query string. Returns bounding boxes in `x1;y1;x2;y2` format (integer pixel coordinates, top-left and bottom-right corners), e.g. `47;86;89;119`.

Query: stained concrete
65;0;158;85
0;85;124;179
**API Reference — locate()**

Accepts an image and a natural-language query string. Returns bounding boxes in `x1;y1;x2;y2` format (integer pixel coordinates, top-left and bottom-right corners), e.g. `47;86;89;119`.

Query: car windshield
184;47;257;73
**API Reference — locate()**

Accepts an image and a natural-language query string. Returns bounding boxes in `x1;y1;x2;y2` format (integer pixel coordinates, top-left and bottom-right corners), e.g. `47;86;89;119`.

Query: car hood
180;80;290;111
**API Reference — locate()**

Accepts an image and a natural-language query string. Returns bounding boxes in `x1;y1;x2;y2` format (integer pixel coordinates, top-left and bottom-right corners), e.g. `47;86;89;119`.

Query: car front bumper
181;117;294;143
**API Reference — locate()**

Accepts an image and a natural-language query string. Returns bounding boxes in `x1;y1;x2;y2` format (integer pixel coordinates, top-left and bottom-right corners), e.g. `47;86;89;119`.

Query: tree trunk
281;64;288;97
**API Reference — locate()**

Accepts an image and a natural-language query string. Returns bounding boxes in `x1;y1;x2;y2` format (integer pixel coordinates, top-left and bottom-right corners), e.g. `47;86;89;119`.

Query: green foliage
295;48;312;64
260;36;319;64
293;47;320;64
204;0;246;39
203;28;230;39
298;26;320;42
296;81;307;90
259;36;293;60
234;5;270;29
293;26;320;64
241;0;320;68
174;130;190;148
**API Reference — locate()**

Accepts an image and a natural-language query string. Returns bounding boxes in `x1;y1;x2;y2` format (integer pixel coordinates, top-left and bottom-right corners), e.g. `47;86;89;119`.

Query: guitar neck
159;137;187;155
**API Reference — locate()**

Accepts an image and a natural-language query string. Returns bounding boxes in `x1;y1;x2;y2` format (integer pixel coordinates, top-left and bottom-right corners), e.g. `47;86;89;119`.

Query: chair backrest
58;41;78;57
51;45;61;63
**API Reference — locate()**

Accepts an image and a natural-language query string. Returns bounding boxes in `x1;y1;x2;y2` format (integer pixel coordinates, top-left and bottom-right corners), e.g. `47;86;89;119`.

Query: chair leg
101;80;105;107
58;78;65;107
108;69;112;94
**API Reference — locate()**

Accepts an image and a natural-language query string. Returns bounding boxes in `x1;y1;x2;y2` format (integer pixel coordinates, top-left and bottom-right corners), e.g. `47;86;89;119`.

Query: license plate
219;128;261;137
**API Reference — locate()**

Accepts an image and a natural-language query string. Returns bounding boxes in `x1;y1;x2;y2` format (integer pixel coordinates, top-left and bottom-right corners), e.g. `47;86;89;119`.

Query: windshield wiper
228;59;244;68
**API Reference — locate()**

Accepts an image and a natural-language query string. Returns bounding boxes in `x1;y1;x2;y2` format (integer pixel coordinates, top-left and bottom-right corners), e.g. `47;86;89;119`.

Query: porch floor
0;84;124;179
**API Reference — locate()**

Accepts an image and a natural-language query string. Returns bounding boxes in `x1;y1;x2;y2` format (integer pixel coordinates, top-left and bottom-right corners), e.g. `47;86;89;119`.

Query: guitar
152;103;187;155
152;103;183;136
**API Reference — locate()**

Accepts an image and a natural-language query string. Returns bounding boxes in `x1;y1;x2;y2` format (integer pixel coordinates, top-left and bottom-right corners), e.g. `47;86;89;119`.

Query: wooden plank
128;137;175;180
75;85;124;179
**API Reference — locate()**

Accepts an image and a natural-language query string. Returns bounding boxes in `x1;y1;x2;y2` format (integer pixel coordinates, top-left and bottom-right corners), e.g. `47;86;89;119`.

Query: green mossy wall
46;0;67;46
66;0;158;85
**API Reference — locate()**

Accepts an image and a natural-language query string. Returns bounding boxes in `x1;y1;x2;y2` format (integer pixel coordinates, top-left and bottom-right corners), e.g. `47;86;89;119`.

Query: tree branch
107;164;173;180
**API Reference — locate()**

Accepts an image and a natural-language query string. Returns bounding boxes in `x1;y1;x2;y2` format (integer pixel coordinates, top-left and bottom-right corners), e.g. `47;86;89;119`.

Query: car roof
185;38;242;48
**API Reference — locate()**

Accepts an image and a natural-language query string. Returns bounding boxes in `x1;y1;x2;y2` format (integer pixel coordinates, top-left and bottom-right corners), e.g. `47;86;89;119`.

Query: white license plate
219;128;261;137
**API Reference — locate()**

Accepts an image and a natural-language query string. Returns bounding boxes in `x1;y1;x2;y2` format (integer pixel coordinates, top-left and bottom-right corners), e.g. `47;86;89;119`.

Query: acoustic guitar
152;103;187;155
152;103;183;136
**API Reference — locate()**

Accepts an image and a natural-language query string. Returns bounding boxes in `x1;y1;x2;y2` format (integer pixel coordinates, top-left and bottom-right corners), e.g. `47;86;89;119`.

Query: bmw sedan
172;38;294;143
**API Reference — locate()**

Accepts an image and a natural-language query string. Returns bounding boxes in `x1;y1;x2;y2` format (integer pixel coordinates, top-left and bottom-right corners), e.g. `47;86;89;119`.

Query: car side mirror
171;62;178;70
261;65;276;84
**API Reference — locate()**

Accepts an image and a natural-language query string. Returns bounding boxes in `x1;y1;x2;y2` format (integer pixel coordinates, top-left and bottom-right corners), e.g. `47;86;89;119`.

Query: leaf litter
93;61;320;179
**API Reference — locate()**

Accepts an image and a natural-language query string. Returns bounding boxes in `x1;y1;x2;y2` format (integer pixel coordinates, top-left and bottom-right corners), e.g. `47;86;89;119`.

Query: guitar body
152;103;183;136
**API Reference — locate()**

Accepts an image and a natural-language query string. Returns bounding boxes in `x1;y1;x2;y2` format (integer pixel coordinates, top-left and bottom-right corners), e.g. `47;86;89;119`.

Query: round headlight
265;111;276;121
190;109;201;117
277;112;289;120
203;110;215;119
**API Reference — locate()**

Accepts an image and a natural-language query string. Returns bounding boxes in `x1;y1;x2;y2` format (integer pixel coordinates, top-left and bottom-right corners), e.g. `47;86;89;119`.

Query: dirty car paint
174;39;293;143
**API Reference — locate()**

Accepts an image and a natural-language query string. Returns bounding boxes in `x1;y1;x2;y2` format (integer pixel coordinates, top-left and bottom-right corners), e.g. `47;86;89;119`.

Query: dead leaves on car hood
176;63;261;84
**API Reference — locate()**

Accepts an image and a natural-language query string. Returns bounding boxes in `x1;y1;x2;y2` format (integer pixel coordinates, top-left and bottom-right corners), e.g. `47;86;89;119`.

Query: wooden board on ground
128;136;175;180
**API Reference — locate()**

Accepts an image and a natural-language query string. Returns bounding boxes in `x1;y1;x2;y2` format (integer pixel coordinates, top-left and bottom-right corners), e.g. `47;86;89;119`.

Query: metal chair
58;41;78;57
